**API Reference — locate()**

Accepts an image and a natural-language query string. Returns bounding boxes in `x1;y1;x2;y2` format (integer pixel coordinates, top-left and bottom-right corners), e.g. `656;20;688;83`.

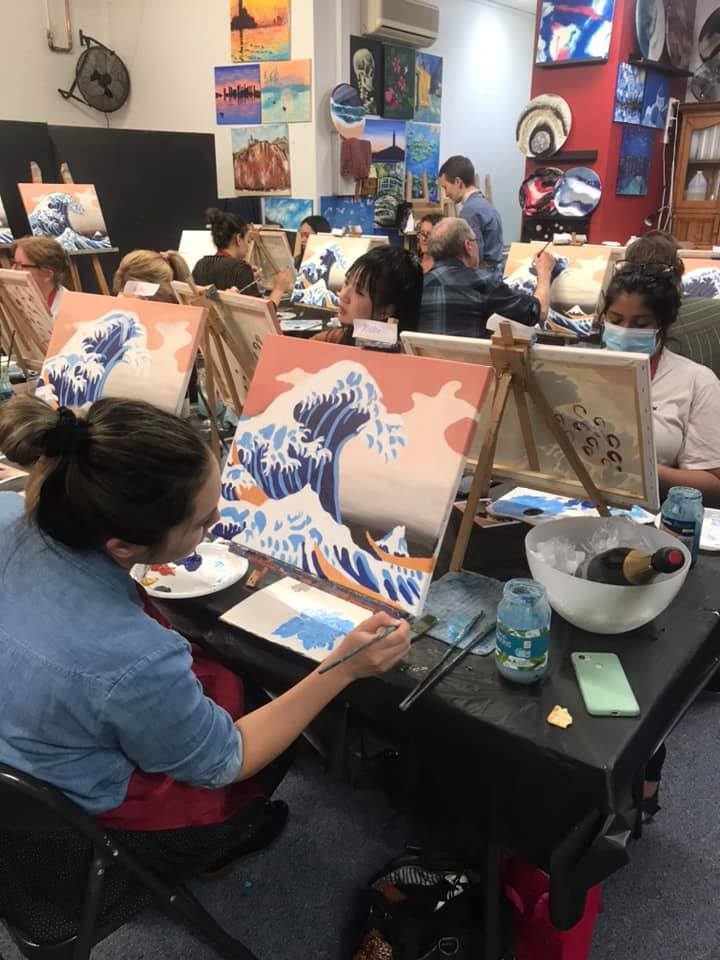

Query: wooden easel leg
68;258;82;292
512;381;540;472
91;255;110;295
209;322;243;415
200;330;221;461
449;371;514;572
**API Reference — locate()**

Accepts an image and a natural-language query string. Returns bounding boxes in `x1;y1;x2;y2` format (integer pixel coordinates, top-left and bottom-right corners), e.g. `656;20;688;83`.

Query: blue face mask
602;320;658;355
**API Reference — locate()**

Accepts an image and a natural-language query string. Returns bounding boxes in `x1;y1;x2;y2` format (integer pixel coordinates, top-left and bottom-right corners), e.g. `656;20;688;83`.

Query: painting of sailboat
230;0;290;62
214;337;492;614
261;60;311;123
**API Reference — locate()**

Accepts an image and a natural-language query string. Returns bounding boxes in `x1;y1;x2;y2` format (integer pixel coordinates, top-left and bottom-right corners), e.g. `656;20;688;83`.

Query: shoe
641;787;661;823
199;800;289;880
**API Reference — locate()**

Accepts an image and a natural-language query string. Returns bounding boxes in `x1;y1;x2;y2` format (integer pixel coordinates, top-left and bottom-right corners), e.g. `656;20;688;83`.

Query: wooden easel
27;161;116;295
449;322;610;572
246;225;293;291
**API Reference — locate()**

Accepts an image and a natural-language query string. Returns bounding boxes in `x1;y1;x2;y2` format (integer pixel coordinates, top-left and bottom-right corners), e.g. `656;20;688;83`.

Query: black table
158;517;720;941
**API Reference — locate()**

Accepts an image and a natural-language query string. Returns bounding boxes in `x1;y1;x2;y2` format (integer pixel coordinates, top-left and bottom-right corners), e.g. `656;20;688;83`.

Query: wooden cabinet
672;102;720;249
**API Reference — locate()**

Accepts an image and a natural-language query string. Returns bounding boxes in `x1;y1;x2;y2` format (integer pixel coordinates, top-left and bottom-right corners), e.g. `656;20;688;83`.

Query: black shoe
641;787;661;823
199;800;289;880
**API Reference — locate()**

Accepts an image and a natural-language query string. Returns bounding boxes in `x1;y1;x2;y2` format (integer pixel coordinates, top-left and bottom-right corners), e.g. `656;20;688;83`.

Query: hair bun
44;407;89;458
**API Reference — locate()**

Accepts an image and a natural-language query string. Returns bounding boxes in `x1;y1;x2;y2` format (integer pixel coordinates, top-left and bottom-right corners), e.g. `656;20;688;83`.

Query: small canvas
681;259;720;298
37;291;205;414
0;197;13;246
221;577;373;662
414;53;442;123
374;162;406;226
215;64;261;124
614;63;645;124
320;196;376;235
503;242;614;320
406;122;440;201
214;337;493;614
263;197;312;230
291;233;374;308
350;35;383;116
261;59;311;124
401;331;659;512
250;227;295;288
641;70;669;129
178;229;216;272
0;267;53;369
617;126;655;196
230;0;290;62
364;118;407;163
232;124;290;196
536;0;616;64
383;44;416;120
18;183;111;253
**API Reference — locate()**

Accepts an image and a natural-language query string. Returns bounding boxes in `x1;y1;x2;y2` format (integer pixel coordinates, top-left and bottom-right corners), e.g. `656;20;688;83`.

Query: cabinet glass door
684;122;720;201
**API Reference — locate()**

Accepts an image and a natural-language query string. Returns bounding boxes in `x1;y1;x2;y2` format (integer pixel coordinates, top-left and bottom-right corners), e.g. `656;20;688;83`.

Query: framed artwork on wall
214;64;261;125
260;59;311;124
614;63;646;124
230;0;290;63
616;126;655;196
263;197;313;230
406;122;440;201
232;124;291;196
414;53;442;123
350;35;383;117
382;44;416;120
640;71;670;130
536;0;616;65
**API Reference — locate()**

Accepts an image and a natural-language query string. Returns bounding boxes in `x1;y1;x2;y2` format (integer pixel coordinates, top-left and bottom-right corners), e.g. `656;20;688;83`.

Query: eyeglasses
11;260;41;270
614;260;677;277
417;230;431;240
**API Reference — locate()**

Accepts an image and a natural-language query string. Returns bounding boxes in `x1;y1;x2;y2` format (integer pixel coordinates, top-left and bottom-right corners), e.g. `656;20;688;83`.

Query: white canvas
178;230;216;272
401;331;659;512
221;577;373;662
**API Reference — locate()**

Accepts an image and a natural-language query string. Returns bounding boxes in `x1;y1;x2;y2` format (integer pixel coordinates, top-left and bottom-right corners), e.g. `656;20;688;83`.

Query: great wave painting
18;183;111;253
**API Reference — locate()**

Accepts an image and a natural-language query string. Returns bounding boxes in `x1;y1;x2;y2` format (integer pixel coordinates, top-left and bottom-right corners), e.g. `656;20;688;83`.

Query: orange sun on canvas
230;0;290;63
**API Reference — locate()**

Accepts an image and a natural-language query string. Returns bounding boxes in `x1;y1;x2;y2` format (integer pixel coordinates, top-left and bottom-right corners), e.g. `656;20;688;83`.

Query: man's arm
531;250;555;323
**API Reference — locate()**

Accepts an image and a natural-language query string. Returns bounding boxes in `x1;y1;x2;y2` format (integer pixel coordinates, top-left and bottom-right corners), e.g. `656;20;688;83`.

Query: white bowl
525;517;691;634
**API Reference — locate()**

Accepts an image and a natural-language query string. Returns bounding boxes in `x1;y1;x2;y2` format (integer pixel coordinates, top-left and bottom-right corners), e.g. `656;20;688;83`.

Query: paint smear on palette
221;576;373;662
489;487;655;524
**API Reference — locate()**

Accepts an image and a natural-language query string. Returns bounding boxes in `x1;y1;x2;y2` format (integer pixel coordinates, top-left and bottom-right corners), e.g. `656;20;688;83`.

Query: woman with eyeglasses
601;263;720;506
10;236;70;317
192;208;293;307
416;213;444;273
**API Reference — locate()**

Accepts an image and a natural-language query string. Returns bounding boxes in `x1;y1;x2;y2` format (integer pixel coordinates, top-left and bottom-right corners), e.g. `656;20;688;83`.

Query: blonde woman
112;249;191;301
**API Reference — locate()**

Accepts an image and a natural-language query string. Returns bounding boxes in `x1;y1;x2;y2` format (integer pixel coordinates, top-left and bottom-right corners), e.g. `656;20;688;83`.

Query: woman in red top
11;235;70;318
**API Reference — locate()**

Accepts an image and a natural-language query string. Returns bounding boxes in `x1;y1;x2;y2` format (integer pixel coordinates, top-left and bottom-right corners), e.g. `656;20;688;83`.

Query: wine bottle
576;546;685;586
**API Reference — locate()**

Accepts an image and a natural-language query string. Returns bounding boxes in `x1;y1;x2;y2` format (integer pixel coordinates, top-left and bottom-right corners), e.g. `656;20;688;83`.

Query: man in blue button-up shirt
439;155;504;276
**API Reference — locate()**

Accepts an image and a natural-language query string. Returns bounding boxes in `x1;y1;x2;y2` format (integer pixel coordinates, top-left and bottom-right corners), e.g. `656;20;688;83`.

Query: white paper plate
131;542;249;599
276;310;298;321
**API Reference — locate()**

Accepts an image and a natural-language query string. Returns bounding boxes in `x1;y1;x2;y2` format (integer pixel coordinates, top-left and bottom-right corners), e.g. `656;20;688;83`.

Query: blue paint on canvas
682;266;720;299
415;53;442;123
215;65;261;125
490;490;654;523
641;71;670;130
264;197;313;230
617;126;655;196
320;196;376;235
614;63;645;124
272;609;356;652
536;0;616;64
406;122;440;201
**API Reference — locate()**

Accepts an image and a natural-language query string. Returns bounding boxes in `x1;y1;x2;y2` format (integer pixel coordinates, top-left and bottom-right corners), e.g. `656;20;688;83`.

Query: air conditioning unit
361;0;439;48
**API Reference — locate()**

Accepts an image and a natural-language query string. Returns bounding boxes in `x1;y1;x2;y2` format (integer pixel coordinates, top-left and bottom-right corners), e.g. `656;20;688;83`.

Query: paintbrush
4;330;15;376
318;613;437;675
398;610;486;712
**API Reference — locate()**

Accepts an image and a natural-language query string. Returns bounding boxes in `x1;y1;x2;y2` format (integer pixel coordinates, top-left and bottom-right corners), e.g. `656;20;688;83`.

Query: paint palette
488;487;656;525
132;542;249;599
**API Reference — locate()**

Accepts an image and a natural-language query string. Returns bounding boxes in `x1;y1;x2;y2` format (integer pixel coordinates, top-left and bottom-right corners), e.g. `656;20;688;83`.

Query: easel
246;225;293;291
402;173;455;251
27;161;117;295
449;322;610;572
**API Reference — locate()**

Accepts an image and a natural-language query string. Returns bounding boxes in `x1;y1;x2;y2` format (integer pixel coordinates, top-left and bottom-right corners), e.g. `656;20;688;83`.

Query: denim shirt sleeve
100;624;244;789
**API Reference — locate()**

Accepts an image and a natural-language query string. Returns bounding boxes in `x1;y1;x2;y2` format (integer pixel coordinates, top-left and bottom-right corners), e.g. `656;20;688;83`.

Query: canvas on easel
0;267;53;374
401;329;659;513
291;233;388;309
0;196;13;248
680;259;720;298
247;226;295;290
37;291;206;414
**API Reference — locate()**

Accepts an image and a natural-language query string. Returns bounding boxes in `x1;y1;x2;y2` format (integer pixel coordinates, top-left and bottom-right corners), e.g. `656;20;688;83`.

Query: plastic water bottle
660;486;703;566
495;579;551;684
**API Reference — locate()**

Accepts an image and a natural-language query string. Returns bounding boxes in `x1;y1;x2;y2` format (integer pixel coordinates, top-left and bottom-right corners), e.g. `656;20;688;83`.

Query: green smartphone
571;652;640;717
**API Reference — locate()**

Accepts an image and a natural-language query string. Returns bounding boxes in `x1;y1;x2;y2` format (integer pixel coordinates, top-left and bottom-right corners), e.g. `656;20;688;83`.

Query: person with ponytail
0;396;410;880
601;263;720;506
192;207;293;307
112;248;191;301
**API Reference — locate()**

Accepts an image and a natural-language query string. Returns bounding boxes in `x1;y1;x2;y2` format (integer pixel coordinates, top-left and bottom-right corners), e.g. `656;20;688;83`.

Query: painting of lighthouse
230;0;290;63
364;119;406;163
232;124;291;196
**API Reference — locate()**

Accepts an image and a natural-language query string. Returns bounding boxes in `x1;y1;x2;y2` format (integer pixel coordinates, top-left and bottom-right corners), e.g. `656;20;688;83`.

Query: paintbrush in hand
318;614;436;675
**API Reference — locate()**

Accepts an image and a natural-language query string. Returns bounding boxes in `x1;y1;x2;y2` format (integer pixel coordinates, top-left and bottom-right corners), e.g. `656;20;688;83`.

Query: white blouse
652;349;720;470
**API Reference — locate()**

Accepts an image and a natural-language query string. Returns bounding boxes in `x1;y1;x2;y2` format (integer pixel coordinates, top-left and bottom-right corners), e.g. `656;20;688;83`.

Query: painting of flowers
383;44;415;120
36;291;205;414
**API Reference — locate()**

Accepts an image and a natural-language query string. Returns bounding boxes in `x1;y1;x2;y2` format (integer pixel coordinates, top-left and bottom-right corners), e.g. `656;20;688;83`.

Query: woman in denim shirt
0;396;410;880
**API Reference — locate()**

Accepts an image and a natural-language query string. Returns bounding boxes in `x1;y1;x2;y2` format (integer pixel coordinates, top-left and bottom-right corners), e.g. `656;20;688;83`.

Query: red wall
528;0;695;243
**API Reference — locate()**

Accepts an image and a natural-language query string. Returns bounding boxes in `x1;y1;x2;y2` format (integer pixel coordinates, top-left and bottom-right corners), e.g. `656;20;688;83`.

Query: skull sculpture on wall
353;47;376;113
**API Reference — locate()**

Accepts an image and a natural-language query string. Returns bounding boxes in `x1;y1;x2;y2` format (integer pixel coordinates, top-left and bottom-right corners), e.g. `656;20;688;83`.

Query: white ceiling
467;0;538;15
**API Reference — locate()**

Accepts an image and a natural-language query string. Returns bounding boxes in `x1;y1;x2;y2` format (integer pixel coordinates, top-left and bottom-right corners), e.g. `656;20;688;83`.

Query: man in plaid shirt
418;218;554;338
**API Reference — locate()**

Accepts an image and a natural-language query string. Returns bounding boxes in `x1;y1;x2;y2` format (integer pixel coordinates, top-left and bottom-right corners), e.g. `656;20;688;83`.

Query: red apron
97;592;263;831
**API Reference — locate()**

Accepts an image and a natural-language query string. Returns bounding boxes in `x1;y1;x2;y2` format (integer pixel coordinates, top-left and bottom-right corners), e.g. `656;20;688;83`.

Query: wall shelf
628;54;693;79
534;57;608;69
530;150;599;164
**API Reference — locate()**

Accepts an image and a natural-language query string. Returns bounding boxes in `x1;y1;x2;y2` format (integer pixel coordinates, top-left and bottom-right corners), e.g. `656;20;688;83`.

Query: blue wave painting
21;186;111;253
616;126;655;196
320;196;375;235
536;0;616;64
0;198;12;246
291;237;368;307
264;197;313;230
641;70;669;130
273;609;355;652
406;122;440;201
682;266;720;299
614;62;645;124
36;311;147;409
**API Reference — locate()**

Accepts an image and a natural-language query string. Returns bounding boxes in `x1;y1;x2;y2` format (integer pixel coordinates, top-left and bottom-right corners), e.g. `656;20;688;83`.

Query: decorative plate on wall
516;94;572;158
691;59;720;101
665;0;694;70
518;167;563;216
554;167;602;217
699;8;720;62
635;0;666;62
330;83;366;139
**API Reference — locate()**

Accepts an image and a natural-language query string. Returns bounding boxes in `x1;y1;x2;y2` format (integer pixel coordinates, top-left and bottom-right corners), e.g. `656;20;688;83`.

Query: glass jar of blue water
660;486;703;566
495;579;551;685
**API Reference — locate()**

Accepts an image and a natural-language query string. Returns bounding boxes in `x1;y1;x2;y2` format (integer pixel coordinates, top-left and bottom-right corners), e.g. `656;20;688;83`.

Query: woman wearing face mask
601;263;720;507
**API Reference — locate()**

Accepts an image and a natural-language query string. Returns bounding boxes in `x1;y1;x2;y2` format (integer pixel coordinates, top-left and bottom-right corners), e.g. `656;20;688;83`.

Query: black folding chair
0;763;259;959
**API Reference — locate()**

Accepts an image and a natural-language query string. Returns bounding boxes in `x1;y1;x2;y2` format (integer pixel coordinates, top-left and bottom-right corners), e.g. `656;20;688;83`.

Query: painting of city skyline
230;0;290;62
215;64;261;124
